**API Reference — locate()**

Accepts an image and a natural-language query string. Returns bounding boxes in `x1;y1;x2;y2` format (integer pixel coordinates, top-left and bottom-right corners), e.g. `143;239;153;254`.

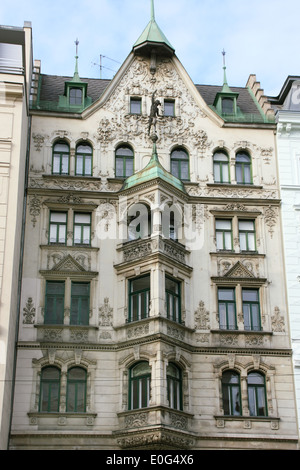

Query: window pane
125;159;134;177
166;277;179;294
224;232;232;250
116;158;124;177
219;289;234;301
239;221;254;231
116;147;134;157
227;304;236;329
216;220;231;230
52;155;61;173
214;152;228;162
236;153;250;163
180;161;189;180
244;165;251;183
131;276;150;293
61;155;69;174
239;232;247;251
164;100;175;116
222;98;234;114
74;226;82;244
85;156;92;175
83;226;90;244
58;225;66;243
171;161;179;178
76;155;83;174
243;290;259;302
54;143;69;153
75;214;91;224
50;212;67;223
214;163;221;182
236;165;243;183
130;99;141;114
222;164;229;182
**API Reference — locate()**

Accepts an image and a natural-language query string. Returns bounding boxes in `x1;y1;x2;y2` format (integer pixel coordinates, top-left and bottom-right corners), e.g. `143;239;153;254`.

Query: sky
1;0;300;96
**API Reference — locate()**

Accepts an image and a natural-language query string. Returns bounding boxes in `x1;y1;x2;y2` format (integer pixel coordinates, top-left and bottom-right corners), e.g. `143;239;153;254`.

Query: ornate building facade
8;4;299;450
269;77;300;435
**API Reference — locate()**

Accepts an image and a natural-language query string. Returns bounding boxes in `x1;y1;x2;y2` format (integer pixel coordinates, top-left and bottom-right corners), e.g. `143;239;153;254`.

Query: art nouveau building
269;78;300;435
0;23;32;449
9;5;299;450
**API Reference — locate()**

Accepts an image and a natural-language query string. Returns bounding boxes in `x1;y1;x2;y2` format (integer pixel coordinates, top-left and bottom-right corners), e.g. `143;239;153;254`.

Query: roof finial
222;49;228;86
72;38;81;82
151;0;155;21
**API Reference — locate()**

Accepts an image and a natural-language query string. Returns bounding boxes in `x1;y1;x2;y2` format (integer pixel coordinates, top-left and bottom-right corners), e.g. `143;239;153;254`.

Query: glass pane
227;304;236;329
248;233;255;251
141;377;149;408
219;289;234;301
167;364;180;379
77;144;92;154
171;149;188;161
75;213;90;224
72;283;90;296
222;164;229;182
219;303;227;329
76;155;83;174
50;212;66;223
216;220;231;230
257;388;267;416
49;225;57;243
222;98;234;114
244;165;251;183
222;371;239;384
130;99;141;114
61;155;69;174
131;276;150;293
214;163;221;182
248;372;264;385
85;156;92;175
83;226;90;244
239;221;254;231
243;304;251;329
164;101;175;116
231;386;241;415
216;232;224;249
236;153;250;163
243;290;258;302
239;232;247;250
43;367;60;380
58;225;66;243
131;379;139;409
171;161;179;178
69;367;86;380
125;159;134;177
116;147;133;157
116;158;124;177
248;387;256;416
74;226;81;244
165;277;179;294
52;155;61;173
214;152;228;162
47;282;64;295
54;143;69;153
180;161;189;180
236;165;243;183
224;232;232;250
132;362;151;378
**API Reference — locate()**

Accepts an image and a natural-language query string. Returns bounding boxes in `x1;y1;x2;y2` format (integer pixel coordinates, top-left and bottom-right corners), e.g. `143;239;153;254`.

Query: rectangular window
242;289;261;331
165;276;181;323
130;97;142;114
49;212;67;244
216;219;232;250
45;281;65;324
74;213;91;245
239;220;256;251
129;275;150;322
164;99;175;117
70;282;90;325
218;288;237;330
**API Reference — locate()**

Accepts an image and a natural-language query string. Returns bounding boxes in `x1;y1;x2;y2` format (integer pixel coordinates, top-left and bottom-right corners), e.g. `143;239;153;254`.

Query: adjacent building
8;4;299;450
0;23;32;449
269;77;300;435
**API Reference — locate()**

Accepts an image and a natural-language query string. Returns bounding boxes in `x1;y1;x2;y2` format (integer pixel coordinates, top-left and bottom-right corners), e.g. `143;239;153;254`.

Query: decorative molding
98;298;113;327
23;298;36;324
194;301;210;330
271;307;286;333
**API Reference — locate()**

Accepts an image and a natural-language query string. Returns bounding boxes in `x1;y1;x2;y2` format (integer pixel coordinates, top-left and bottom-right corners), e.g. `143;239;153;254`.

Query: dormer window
222;98;234;114
69;87;83;105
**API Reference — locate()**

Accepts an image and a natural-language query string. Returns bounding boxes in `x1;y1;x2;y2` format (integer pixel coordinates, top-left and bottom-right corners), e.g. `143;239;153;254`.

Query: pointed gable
224;261;255;279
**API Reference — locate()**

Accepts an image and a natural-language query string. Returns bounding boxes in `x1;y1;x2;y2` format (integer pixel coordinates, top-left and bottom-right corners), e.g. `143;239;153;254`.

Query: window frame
218;287;237;330
170;148;190;181
75;142;93;176
115;145;134;178
39;366;61;413
236;151;252;185
222;370;242;416
69;87;83;106
70;282;90;326
44;281;65;325
215;219;233;251
49;211;68;245
66;367;87;413
164;99;175;117
129;362;151;410
130;97;142;115
247;371;268;417
165;275;181;323
52;140;70;175
128;274;150;323
167;363;183;411
73;212;91;246
242;288;261;332
239;219;256;252
213;151;230;183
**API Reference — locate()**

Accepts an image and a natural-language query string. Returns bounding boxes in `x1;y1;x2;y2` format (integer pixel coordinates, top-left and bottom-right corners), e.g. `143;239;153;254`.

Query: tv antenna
92;55;121;79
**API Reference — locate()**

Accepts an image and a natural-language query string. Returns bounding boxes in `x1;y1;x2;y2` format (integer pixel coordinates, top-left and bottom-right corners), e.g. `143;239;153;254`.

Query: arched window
167;363;182;410
170;148;189;181
236;151;252;184
213;151;230;183
52;140;69;175
129;362;151;410
39;367;60;412
247;371;268;416
115;145;134;178
222;370;241;416
66;367;87;413
75;142;93;176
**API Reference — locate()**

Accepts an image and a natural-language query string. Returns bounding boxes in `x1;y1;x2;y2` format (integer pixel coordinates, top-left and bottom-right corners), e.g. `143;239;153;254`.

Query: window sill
207;183;262;189
211;329;273;336
28;411;97;427
214;415;280;430
44;174;101;181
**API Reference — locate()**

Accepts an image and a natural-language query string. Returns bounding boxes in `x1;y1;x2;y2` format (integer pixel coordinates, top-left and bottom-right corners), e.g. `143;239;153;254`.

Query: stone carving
23;297;36;324
125;412;149;429
32;133;45;151
223;261;255;279
29;194;42;227
219;335;238;347
169;412;188;430
194;301;210;330
245;335;264;347
127;323;150;339
167;326;184;341
51;254;86;272
271;307;285;332
70;329;89;343
43;329;63;342
98;298;113;327
264;206;277;238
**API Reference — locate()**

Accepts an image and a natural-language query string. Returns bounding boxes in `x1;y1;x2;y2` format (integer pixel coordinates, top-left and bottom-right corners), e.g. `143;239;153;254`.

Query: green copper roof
133;0;175;54
122;137;186;193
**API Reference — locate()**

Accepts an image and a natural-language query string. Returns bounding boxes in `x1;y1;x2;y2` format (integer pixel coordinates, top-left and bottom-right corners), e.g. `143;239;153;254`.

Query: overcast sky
1;0;299;96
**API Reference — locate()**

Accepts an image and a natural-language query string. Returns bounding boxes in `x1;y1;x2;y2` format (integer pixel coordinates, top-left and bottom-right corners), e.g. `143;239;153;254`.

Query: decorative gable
223;261;255;279
51;254;86;272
